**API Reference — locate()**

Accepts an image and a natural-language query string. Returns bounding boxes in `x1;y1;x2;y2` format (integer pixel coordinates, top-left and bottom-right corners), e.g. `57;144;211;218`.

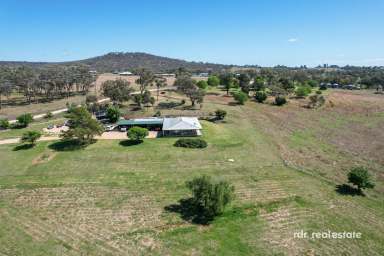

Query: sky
1;0;384;67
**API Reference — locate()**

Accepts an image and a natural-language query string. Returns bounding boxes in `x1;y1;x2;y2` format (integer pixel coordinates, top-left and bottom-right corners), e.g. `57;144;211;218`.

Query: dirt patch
32;151;57;165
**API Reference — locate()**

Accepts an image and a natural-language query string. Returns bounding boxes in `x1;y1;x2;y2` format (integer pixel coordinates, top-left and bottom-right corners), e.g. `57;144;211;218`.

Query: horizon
1;0;384;67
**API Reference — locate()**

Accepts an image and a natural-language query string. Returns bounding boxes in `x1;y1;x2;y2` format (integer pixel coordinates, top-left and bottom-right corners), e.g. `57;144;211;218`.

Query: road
8;87;175;123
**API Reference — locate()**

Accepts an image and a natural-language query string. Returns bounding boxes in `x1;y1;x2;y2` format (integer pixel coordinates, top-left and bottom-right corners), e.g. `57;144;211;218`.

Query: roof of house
162;117;202;131
117;118;164;126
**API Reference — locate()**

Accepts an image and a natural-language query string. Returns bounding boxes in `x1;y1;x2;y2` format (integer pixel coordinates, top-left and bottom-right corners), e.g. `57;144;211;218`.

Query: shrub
154;110;162;117
232;91;248;105
348;167;375;191
21;130;42;146
127;126;148;141
186;175;235;221
44;111;53;119
307;94;325;109
295;86;312;98
196;80;208;89
316;90;322;95
0;118;10;129
174;138;207;148
106;106;121;122
207;75;220;87
214;109;227;120
16;113;33;127
274;96;287;106
254;91;267;103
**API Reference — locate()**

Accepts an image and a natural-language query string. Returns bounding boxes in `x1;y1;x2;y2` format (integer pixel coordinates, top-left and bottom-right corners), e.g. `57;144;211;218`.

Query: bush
196;80;208;89
207;75;220;87
44;111;53;119
307;94;325;109
21;130;42;146
214;109;227;120
127;126;148;141
153;110;162;117
348;167;375;191
0;118;10;129
174;138;207;148
106;106;121;122
186;175;234;222
295;86;312;98
274;96;287;106
254;91;267;103
316;90;322;95
232;91;248;105
16;113;33;127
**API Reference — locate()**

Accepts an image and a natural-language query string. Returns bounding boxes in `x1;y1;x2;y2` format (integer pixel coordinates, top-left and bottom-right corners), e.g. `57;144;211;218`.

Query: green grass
0;89;383;255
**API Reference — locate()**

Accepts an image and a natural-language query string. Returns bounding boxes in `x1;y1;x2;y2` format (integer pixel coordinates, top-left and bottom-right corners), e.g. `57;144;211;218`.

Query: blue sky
1;0;383;66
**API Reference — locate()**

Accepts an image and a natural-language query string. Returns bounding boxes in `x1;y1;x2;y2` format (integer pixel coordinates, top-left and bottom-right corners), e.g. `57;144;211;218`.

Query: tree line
0;65;96;108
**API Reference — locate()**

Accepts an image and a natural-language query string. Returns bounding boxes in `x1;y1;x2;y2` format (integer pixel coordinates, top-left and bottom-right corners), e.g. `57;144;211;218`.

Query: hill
0;52;231;73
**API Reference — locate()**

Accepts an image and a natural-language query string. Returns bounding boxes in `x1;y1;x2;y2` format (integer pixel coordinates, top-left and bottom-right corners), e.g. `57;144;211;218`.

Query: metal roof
162;117;202;131
117;118;164;126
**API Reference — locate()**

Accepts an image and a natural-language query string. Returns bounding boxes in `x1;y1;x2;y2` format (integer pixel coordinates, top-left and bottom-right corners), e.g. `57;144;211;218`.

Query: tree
254;91;267;103
106;106;121;122
101;79;133;104
232;91;248;105
252;76;265;91
279;78;295;93
220;74;237;95
21;130;41;146
207;75;220;87
127;126;148;141
61;106;103;144
0;118;10;129
275;96;287;106
186;175;234;221
196;80;208;90
0;77;12;109
175;76;205;107
155;77;167;101
16;113;33;127
238;73;251;93
348;167;375;192
135;68;155;96
214;109;227;120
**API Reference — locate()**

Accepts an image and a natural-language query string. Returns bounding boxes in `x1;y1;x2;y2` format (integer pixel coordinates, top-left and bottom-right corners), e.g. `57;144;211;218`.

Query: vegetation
175;76;205;107
232;91;248;105
61;106;103;144
196;80;208;90
0;118;9;129
307;94;325;109
16;113;33;128
174;138;208;148
186;175;235;222
20;130;41;146
348;167;375;192
106;106;121;122
44;111;53;119
127;126;149;141
254;91;267;103
155;77;167;101
101;79;133;104
214;109;227;120
274;96;287;106
295;85;312;97
207;75;220;87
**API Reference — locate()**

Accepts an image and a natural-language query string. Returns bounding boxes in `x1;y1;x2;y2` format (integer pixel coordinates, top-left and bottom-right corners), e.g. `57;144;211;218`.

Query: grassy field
0;89;383;255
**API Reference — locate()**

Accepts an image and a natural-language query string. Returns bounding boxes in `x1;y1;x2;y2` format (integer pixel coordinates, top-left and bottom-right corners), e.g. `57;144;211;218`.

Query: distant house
155;73;176;78
116;117;202;136
119;71;133;76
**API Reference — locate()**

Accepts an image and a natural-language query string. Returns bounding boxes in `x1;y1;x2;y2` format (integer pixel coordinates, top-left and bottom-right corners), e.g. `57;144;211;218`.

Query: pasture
0;89;383;255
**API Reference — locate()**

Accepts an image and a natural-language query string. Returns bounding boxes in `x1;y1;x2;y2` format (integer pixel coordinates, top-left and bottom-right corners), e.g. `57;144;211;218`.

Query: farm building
116;117;202;136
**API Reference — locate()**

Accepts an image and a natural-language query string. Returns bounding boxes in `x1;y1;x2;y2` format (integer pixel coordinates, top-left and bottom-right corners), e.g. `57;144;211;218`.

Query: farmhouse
117;117;202;136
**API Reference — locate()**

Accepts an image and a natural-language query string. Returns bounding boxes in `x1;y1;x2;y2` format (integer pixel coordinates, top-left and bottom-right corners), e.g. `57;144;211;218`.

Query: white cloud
287;38;298;43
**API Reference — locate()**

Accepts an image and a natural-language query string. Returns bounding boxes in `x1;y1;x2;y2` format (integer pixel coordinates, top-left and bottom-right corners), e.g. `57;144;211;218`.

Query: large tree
155;77;167;101
61;106;103;144
101;79;133;104
135;68;155;96
174;76;205;107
